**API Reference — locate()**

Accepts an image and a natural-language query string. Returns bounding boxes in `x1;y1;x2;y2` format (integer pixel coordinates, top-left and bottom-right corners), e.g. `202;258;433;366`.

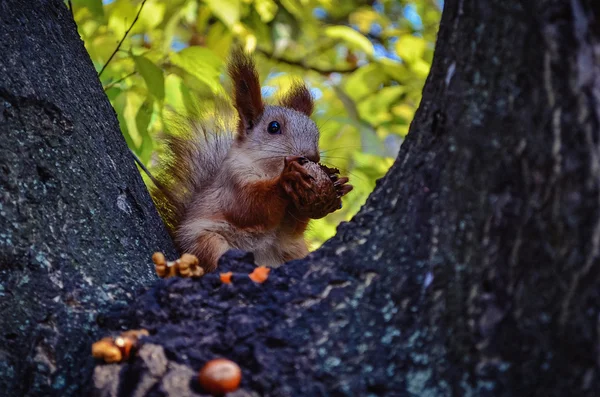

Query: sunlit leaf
396;35;427;64
205;0;240;28
254;0;278;23
135;98;154;163
107;1;138;37
344;64;388;101
169;47;224;93
71;0;104;18
358;86;405;126
206;22;234;58
325;26;374;57
133;55;165;100
349;8;380;34
138;1;166;31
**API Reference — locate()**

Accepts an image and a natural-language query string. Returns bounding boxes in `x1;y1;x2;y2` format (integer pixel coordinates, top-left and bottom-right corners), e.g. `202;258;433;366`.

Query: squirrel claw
281;156;317;200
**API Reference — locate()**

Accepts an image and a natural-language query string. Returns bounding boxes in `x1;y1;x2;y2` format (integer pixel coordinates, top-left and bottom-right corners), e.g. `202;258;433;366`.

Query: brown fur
279;82;314;116
152;50;346;272
228;48;264;135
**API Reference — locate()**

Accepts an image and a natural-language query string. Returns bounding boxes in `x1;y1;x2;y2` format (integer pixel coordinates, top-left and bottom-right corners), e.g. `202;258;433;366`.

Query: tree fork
94;0;600;395
0;0;599;396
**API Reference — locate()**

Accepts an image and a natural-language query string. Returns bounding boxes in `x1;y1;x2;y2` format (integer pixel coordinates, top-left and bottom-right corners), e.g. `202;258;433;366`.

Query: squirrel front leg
225;156;313;230
192;232;230;273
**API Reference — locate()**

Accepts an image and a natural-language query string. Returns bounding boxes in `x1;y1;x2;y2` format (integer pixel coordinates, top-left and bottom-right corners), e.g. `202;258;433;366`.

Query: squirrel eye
267;121;281;134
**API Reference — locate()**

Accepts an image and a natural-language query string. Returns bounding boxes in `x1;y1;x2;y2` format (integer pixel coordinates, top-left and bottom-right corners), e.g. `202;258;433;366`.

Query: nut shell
296;162;338;219
198;358;242;395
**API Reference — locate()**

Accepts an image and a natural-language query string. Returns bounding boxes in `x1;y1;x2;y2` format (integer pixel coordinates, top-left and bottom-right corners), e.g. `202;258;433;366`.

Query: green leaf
254;0;278;23
135;99;154;163
349;8;380;34
325;26;374;57
205;0;240;28
133;55;165;100
357;86;405;126
138;1;166;31
344;64;388;101
396;35;427;64
169;47;224;94
107;1;137;37
72;0;104;17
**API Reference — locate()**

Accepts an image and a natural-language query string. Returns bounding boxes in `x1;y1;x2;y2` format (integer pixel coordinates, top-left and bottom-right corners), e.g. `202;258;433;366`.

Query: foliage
70;0;441;248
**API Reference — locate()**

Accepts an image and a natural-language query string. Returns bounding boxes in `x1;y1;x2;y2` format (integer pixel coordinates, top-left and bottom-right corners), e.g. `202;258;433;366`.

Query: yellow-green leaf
325;26;373;57
169;47;224;94
254;0;278;23
396;35;427;64
133;55;165;100
72;0;104;18
205;0;240;28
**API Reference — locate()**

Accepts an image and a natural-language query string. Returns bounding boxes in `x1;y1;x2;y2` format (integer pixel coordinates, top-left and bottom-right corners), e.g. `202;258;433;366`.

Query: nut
92;338;122;363
296;162;338;219
91;329;149;363
152;252;204;278
198;358;242;395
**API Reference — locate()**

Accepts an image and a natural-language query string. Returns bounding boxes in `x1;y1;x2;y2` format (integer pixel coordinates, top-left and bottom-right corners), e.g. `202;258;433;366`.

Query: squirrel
151;49;352;272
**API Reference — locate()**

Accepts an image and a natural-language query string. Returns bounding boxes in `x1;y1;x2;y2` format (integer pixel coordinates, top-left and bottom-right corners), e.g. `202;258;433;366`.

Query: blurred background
70;0;442;249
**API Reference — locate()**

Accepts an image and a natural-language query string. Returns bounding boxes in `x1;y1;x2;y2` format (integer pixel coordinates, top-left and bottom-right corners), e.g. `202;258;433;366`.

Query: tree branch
98;0;147;78
256;48;359;75
102;71;137;92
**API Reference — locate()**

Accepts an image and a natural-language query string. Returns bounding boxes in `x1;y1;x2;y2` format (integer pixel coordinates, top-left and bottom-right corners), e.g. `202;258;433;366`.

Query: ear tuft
279;82;314;116
228;48;265;132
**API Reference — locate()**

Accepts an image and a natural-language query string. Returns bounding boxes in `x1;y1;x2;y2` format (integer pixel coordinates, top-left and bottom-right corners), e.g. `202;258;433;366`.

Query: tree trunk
92;0;600;396
0;1;176;396
2;0;600;396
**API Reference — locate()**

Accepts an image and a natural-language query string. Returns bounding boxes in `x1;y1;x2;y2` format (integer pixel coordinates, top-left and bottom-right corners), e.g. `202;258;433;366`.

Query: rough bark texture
2;0;600;396
0;1;176;396
91;1;600;396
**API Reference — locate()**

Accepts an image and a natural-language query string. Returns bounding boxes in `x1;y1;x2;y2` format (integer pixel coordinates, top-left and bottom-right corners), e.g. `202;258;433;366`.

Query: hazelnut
92;338;122;363
91;329;148;363
198;358;242;395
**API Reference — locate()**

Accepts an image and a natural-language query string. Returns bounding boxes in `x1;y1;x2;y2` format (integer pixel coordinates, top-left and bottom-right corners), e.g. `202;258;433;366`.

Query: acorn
198;358;242;395
296;162;340;219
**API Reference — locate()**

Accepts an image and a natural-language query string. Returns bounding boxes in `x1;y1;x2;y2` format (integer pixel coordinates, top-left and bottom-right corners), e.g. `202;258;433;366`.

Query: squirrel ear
228;48;264;133
279;82;314;116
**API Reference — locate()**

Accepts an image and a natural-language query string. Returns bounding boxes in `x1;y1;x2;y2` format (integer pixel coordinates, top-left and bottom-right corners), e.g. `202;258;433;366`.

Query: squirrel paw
152;252;205;278
320;165;353;201
317;174;353;215
280;156;316;208
281;159;354;218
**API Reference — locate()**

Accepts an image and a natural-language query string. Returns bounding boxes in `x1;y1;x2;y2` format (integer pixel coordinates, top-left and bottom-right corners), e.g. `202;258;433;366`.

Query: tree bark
93;0;600;396
0;1;176;396
2;0;600;396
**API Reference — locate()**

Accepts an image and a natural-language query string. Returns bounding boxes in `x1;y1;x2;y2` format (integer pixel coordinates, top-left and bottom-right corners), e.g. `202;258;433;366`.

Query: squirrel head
228;49;320;173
